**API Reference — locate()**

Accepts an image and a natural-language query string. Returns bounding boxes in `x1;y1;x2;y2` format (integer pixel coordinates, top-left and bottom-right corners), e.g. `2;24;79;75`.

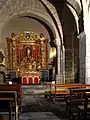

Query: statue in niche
24;47;32;58
20;47;37;72
0;51;4;65
0;51;5;84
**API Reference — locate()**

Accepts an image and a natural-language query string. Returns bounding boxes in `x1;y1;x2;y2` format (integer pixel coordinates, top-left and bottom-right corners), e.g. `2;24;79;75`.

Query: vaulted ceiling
0;0;7;9
0;0;82;15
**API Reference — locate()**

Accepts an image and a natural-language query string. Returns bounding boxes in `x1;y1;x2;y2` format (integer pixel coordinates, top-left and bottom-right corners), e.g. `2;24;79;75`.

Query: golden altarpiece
6;32;48;84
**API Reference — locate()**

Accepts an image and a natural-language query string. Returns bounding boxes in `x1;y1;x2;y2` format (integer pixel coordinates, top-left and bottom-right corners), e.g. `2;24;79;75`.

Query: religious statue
24;47;32;58
0;51;4;64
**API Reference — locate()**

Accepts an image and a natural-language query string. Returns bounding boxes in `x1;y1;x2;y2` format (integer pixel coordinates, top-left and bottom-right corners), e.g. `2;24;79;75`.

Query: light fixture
50;47;56;58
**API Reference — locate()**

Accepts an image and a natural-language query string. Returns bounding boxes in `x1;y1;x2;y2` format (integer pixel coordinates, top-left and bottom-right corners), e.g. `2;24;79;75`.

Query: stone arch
67;4;79;34
40;0;63;46
0;0;83;46
66;0;82;16
1;9;60;45
0;0;65;83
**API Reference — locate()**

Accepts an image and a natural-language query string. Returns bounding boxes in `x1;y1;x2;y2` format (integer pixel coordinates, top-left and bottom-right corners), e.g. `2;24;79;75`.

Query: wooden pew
0;84;21;120
0;84;22;105
44;83;90;102
66;87;90;120
0;92;16;120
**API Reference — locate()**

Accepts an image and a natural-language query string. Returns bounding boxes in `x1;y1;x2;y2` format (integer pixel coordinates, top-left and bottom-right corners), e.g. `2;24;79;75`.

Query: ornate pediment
10;32;47;43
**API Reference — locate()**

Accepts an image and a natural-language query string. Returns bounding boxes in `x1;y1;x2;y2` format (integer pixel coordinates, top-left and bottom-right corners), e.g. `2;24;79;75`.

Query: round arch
40;0;82;46
67;4;79;34
66;0;82;16
40;0;63;46
1;10;60;45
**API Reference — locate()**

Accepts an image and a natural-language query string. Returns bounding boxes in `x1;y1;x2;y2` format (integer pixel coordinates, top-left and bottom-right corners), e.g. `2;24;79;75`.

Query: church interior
0;0;90;120
0;1;80;85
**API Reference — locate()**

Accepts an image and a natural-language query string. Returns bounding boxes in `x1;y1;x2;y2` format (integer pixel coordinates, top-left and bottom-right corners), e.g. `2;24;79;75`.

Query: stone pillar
56;46;61;84
62;46;65;83
82;0;90;84
78;32;86;83
86;32;90;84
60;49;63;83
0;25;2;44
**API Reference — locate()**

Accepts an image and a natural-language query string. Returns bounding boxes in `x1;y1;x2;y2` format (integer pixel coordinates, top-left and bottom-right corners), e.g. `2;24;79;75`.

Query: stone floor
20;112;60;120
0;85;90;120
19;85;90;120
20;95;68;120
19;85;68;120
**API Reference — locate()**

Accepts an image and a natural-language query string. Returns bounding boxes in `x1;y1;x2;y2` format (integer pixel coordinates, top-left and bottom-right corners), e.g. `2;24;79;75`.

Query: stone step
22;90;47;95
22;85;49;95
21;85;49;89
19;112;60;120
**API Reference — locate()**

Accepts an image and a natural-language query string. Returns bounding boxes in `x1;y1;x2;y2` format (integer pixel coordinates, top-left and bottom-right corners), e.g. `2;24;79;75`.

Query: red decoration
28;76;33;84
34;76;39;84
22;76;27;84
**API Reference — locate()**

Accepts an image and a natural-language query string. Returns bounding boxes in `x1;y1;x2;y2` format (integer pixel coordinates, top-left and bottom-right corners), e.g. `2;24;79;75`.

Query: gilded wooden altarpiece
6;32;48;82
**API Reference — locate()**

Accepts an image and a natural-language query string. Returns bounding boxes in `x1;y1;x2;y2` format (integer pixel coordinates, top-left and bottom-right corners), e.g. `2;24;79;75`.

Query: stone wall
65;50;74;83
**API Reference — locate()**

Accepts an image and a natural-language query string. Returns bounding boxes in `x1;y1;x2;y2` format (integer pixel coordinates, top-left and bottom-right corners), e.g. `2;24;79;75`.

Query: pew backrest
0;84;21;105
48;83;90;95
69;88;90;109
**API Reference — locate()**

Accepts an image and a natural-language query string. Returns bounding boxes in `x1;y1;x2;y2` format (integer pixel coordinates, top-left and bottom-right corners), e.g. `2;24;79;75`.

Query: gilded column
40;39;45;68
12;37;17;70
40;35;46;69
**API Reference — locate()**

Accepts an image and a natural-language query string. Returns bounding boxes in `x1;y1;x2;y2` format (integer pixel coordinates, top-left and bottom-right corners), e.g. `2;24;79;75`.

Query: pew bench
44;83;86;102
0;97;14;120
0;84;21;120
0;84;22;106
65;87;90;120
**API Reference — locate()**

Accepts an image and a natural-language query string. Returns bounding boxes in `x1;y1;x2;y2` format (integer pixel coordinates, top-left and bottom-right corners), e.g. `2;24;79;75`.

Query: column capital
77;31;86;39
55;37;61;46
